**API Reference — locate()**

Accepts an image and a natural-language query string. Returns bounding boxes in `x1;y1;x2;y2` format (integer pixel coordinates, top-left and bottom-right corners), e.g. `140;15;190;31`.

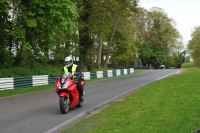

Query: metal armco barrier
0;68;134;90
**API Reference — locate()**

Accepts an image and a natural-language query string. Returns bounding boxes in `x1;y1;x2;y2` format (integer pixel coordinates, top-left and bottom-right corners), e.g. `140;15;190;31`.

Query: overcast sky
139;0;200;47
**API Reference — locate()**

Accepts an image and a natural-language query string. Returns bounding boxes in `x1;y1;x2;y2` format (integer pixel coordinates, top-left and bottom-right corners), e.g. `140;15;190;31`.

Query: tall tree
78;0;93;70
188;26;200;67
0;0;14;68
103;0;139;67
12;0;78;66
136;7;182;68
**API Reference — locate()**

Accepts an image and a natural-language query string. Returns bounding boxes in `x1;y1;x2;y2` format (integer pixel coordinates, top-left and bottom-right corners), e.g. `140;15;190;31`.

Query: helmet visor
65;60;72;66
65;61;71;65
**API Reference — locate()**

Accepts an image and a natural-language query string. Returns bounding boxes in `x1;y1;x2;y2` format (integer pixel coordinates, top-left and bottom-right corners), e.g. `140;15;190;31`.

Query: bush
0;64;63;78
181;62;195;68
0;64;114;78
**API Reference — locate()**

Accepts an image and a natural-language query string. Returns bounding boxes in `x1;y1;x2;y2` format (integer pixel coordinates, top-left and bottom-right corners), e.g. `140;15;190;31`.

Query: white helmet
64;55;73;67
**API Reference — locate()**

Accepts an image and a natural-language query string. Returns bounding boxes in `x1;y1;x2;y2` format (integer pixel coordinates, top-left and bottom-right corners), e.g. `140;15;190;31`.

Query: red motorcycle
55;72;85;114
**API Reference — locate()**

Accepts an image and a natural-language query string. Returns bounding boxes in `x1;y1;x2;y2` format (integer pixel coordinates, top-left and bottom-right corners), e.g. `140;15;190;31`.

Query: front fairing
55;72;76;93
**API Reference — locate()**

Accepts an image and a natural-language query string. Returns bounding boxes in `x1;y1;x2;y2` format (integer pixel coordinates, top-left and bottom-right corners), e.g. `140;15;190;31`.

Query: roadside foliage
0;0;187;73
188;26;200;67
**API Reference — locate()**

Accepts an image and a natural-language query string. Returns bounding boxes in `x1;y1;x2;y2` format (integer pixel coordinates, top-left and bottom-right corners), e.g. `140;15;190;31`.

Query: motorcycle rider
63;55;84;101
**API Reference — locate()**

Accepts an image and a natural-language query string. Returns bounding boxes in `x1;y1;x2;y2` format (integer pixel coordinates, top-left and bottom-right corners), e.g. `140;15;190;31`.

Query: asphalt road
0;69;179;133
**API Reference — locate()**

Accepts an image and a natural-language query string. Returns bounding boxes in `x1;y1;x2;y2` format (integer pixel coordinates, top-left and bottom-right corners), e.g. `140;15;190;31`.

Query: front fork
59;92;71;105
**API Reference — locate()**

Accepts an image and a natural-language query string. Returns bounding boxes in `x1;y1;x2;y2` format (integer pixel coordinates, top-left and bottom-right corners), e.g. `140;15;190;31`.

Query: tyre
59;96;70;114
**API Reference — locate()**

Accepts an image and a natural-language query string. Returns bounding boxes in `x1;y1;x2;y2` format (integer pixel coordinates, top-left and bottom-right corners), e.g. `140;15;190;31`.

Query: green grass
0;84;55;98
0;70;144;98
62;68;200;133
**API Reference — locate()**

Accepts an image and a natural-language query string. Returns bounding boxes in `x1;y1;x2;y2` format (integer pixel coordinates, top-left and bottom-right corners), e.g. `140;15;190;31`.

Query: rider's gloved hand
74;78;78;82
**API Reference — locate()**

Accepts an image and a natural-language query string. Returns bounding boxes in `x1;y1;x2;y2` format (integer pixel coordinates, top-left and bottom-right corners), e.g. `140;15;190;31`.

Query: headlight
63;81;69;89
57;82;61;89
57;81;69;89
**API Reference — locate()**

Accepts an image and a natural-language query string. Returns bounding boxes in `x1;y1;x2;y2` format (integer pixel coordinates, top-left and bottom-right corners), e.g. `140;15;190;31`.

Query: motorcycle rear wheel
59;96;70;114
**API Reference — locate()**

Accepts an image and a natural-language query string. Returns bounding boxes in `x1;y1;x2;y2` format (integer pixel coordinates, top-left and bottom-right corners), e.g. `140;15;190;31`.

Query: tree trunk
14;43;24;66
103;19;118;67
78;0;92;70
97;30;103;68
44;46;49;59
96;9;104;69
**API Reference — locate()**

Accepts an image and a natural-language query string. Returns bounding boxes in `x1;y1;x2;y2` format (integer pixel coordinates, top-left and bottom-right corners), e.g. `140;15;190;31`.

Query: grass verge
62;68;200;133
0;70;144;98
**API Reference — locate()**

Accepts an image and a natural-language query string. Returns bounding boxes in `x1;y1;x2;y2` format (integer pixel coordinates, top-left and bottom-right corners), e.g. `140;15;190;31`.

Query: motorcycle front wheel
59;96;70;114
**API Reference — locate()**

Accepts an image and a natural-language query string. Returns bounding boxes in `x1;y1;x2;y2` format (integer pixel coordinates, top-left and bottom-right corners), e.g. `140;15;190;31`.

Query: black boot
80;95;84;101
